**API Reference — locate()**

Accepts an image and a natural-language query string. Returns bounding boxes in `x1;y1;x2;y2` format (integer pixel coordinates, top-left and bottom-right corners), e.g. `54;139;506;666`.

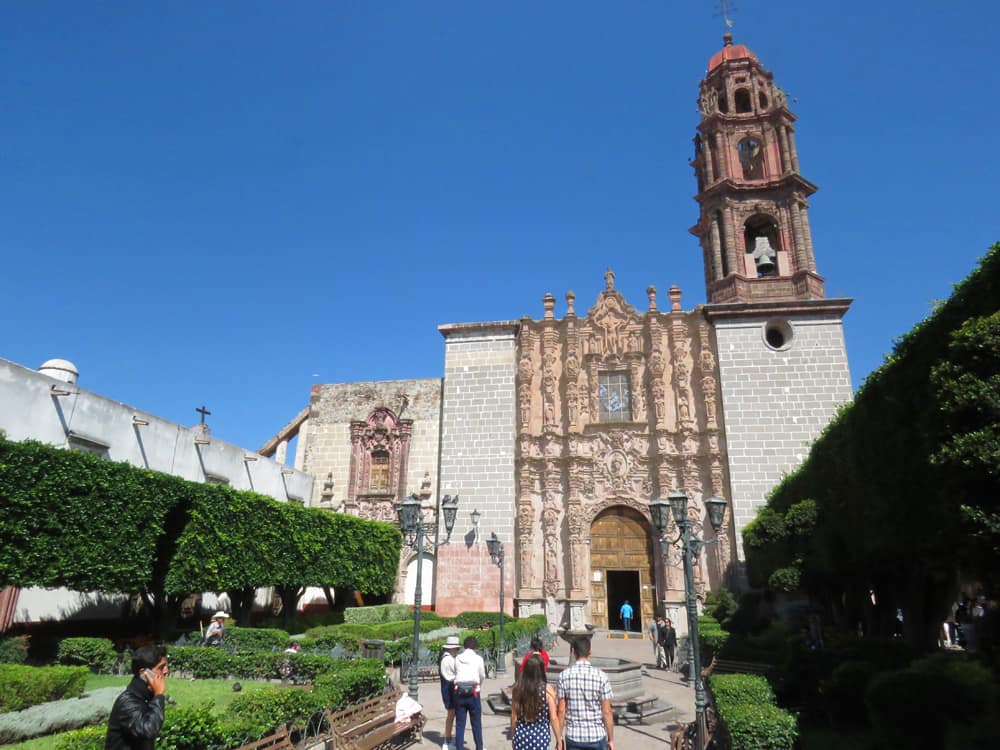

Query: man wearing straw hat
202;611;228;646
438;636;461;749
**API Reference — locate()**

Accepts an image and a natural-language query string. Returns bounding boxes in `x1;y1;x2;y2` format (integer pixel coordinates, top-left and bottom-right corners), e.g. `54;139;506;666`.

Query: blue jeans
623;617;632;631
454;693;482;750
566;739;609;750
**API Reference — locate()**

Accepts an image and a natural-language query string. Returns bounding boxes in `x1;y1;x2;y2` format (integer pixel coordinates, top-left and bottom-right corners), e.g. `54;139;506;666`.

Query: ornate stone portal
514;274;735;629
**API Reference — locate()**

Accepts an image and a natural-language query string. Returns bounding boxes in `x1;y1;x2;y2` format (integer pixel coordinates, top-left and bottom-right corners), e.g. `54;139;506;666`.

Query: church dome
708;33;758;72
38;358;79;384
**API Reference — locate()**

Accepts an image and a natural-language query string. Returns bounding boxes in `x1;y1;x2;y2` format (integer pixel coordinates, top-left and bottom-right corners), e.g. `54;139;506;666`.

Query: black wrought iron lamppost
649;490;727;750
399;492;459;699
486;532;506;674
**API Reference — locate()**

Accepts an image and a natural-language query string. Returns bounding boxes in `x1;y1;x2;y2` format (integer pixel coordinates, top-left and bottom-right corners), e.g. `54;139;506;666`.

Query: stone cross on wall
195;405;211;425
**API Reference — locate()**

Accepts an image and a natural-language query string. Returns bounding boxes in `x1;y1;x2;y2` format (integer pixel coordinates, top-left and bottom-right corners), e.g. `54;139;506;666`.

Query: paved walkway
405;630;695;750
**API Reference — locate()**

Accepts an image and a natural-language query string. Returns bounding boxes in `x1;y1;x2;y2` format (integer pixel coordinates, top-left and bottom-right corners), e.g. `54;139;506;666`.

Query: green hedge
0;435;402;604
865;655;998;749
186;626;290;653
0;636;29;664
343;604;411;624
57;637;118;673
698;615;729;663
167;646;375;683
0;663;89;713
710;673;776;705
711;673;796;750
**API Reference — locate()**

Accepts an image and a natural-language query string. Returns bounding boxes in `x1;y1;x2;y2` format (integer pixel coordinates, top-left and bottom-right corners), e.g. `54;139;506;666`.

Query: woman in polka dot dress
510;655;560;750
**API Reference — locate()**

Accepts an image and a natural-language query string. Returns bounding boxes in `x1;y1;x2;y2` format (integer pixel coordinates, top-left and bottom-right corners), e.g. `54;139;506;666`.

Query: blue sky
2;1;996;453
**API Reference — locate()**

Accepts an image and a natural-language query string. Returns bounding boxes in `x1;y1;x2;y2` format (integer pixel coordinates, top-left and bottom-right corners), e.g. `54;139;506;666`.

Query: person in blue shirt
619;600;634;632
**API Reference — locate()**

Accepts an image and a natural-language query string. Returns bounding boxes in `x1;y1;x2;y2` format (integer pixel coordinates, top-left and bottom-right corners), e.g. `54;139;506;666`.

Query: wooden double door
589;507;656;631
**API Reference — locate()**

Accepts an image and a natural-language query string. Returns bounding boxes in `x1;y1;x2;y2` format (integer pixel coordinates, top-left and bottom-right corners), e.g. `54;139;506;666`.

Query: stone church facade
268;35;853;633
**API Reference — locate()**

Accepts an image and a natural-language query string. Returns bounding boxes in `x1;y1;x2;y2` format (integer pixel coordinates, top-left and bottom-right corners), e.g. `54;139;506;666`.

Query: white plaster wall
0;356;314;623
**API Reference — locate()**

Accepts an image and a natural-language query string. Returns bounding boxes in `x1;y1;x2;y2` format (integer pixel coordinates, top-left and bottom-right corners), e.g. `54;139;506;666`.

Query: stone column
721;206;739;278
787;127;801;172
703;138;715;184
777;126;791;174
293;419;308;471
710;211;724;278
275;439;288;465
790;201;809;272
713;132;729;180
799;203;817;271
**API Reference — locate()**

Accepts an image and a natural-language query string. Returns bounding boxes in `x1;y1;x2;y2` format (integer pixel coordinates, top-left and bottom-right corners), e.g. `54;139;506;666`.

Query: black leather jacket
104;676;165;749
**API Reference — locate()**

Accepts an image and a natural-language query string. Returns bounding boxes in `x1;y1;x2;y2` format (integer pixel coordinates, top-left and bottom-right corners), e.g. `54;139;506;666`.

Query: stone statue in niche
700;87;718;115
652;378;666;421
699;348;716;372
649;348;665;375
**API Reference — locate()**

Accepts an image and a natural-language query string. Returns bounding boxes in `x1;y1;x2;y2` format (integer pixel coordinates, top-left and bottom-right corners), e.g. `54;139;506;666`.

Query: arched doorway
589;507;655;631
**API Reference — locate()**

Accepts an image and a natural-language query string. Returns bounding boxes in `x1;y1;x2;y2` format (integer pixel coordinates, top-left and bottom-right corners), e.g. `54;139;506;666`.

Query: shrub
312;659;386;707
225;686;326;733
0;685;119;744
159;704;224;750
710;673;776;705
705;588;739;626
698;615;729;662
819;659;877;724
454;611;503;629
167;646;232;679
167;645;349;682
58;637;119;673
343;603;411;625
716;701;798;750
257;610;345;631
867;655;999;749
0;663;89;712
222;626;290;653
0;636;29;664
865;668;942;749
55;724;106;750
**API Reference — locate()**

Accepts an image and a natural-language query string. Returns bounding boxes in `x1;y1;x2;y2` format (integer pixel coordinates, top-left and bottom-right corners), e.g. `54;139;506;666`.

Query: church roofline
438;320;520;338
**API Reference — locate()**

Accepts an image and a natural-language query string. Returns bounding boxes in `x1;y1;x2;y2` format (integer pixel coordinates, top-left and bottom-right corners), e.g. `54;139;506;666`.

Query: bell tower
691;33;825;304
694;34;854;567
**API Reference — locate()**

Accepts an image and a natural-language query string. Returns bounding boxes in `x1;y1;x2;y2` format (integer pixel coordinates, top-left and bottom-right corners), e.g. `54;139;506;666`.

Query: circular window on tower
762;319;794;351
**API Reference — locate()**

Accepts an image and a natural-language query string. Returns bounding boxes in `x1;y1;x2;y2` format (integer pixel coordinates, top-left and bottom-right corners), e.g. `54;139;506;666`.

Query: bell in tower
690;33;827;303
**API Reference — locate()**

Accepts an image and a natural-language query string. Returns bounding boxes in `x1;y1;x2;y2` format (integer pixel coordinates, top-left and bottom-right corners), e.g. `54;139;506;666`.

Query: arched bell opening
744;214;781;277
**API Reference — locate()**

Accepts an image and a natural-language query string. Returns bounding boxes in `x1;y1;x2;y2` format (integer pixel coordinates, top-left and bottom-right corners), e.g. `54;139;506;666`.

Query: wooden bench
233;725;295;750
710;658;773;676
324;690;424;750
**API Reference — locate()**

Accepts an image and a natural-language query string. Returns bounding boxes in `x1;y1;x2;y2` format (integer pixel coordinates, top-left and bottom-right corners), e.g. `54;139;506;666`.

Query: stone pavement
407;630;695;750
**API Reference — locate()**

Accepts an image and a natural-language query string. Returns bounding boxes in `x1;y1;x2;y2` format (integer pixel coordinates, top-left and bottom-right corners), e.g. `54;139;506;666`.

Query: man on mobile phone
105;645;168;749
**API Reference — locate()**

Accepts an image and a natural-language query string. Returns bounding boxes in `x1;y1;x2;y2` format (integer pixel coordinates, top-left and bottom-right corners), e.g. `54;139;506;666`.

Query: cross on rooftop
715;0;737;29
196;405;211;424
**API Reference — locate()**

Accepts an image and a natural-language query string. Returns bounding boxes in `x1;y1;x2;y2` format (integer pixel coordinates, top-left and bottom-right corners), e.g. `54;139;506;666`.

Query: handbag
455;681;477;697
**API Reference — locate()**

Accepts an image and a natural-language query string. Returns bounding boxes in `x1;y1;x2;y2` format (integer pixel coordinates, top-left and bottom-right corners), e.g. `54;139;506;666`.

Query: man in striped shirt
556;637;614;750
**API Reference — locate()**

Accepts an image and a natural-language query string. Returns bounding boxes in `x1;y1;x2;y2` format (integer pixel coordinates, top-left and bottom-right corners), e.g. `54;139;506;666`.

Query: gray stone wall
436;322;518;614
301;378;442;505
712;313;853;559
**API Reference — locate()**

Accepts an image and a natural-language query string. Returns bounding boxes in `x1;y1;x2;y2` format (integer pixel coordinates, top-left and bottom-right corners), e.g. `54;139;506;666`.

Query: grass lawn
8;674;278;749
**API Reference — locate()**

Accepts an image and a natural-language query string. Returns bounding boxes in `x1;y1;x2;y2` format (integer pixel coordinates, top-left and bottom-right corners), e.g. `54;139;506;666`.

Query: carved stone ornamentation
514;272;734;627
